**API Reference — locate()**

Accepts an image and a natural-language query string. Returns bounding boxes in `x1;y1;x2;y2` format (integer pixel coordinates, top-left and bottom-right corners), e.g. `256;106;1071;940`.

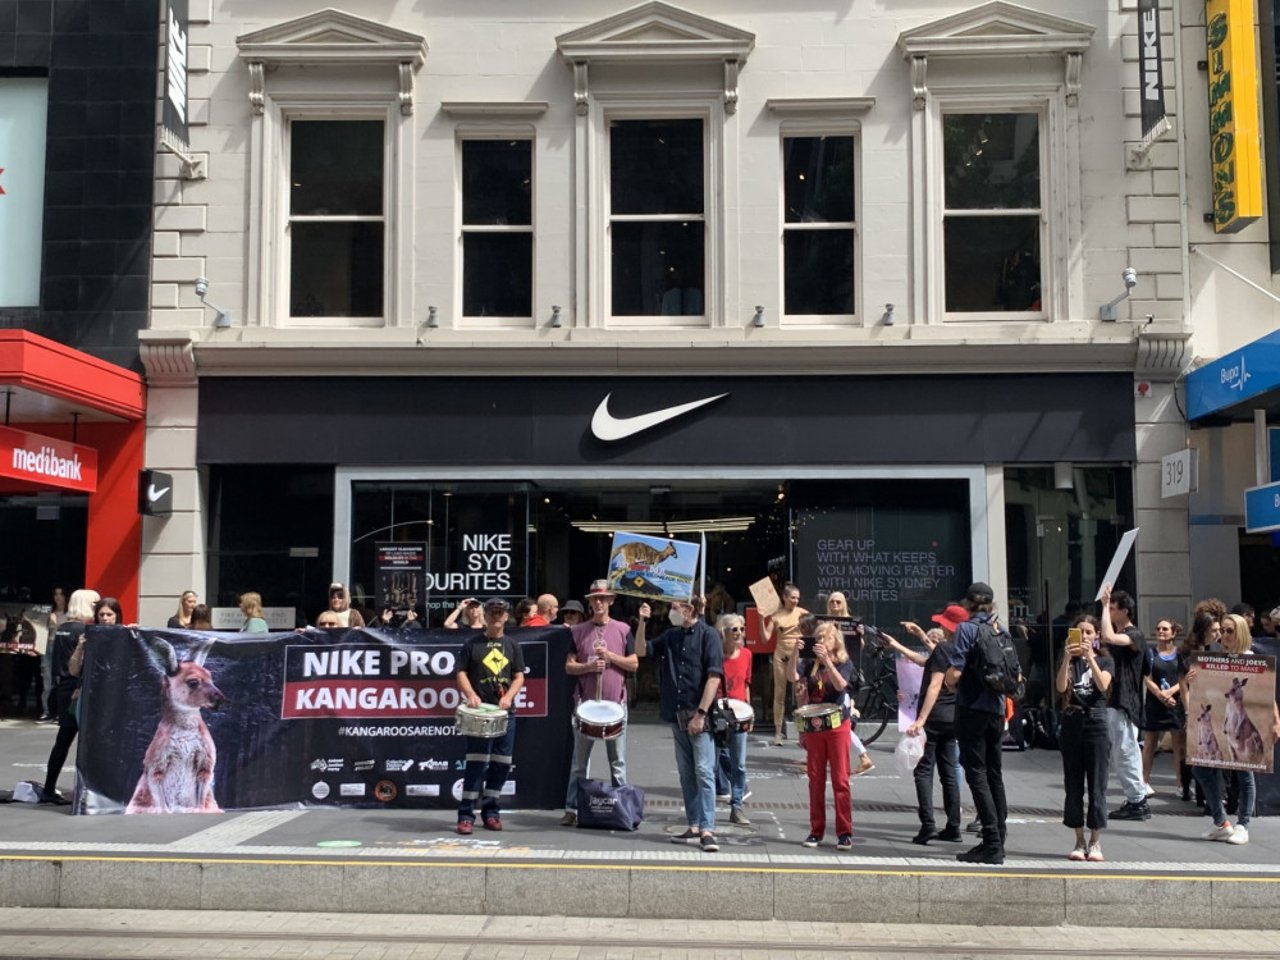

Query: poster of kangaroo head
606;532;700;602
1185;653;1277;774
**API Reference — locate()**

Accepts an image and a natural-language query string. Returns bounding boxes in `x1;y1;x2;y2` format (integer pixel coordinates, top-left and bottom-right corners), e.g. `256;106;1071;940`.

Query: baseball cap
965;582;994;604
931;604;970;633
482;597;511;612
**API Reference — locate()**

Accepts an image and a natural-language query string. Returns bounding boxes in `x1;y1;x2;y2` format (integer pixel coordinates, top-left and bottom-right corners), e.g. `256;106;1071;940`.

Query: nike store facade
194;371;1136;634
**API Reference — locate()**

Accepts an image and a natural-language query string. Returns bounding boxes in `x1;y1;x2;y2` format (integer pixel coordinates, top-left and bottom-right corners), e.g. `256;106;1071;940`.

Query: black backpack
969;620;1024;700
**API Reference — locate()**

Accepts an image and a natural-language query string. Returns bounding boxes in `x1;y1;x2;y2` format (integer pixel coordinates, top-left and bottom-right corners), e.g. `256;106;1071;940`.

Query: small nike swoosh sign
147;484;171;502
590;392;729;442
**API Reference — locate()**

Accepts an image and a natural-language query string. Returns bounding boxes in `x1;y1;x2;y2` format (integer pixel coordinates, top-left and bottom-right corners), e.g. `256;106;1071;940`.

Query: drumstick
596;662;604;701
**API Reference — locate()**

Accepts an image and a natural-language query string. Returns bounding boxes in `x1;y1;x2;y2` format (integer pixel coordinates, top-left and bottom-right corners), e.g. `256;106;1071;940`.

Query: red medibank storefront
0;331;146;620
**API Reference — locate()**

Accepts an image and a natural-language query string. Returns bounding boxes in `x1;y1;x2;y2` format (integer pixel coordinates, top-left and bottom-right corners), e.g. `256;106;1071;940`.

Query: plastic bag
895;732;926;777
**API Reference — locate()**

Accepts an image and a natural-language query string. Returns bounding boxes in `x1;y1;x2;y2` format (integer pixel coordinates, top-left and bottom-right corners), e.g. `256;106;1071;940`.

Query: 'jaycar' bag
575;778;645;831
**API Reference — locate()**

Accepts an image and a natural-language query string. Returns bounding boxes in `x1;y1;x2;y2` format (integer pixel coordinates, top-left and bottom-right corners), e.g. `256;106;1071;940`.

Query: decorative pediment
898;1;1094;109
557;2;754;115
237;9;426;114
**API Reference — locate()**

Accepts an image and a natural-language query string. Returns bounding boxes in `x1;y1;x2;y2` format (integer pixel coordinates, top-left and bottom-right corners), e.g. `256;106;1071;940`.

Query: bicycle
853;642;897;746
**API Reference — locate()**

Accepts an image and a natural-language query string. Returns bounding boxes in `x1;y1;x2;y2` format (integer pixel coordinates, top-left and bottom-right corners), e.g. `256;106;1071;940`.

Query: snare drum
723;697;755;733
793;702;843;733
455;703;509;739
573;699;626;740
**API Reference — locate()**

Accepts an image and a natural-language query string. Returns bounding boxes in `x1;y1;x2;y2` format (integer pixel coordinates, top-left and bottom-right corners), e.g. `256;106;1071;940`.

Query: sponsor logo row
310;757;449;773
311;779;516;802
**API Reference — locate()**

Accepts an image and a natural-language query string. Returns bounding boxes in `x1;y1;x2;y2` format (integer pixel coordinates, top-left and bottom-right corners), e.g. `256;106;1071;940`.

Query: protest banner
748;577;781;618
75;625;573;813
1185;653;1277;774
605;531;699;602
376;541;426;614
896;657;924;731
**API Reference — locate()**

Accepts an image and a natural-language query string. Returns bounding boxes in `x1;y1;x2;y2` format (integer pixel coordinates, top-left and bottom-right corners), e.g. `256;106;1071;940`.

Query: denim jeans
715;730;748;806
1194;766;1255;828
458;718;516;823
1105;707;1146;804
672;722;717;831
564;704;627;812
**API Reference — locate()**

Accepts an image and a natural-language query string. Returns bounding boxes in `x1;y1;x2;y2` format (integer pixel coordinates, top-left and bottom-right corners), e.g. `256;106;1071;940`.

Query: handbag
575;778;645;831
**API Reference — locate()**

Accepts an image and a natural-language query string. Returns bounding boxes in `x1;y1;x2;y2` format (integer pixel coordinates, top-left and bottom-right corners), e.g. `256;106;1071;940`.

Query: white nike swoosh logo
590;392;729;442
147;484;171;502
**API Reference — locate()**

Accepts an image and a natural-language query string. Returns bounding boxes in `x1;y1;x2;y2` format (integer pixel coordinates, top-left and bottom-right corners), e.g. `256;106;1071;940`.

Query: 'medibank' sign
0;425;98;493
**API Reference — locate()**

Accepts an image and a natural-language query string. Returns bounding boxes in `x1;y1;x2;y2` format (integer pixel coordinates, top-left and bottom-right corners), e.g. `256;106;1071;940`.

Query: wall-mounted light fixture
194;276;232;328
752;305;765;328
549;305;562;328
1098;267;1138;322
425;305;439;328
882;303;895;326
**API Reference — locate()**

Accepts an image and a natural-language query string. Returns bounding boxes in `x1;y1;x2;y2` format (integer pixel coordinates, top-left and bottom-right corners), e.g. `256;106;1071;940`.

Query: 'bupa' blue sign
1245;481;1280;533
1187;329;1280;420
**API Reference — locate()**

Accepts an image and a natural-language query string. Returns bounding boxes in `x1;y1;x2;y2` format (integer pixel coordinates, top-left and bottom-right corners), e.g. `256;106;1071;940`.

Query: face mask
668;608;685;627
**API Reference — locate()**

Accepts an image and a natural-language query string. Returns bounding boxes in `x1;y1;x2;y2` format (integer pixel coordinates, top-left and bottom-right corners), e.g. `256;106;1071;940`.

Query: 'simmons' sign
1206;0;1263;233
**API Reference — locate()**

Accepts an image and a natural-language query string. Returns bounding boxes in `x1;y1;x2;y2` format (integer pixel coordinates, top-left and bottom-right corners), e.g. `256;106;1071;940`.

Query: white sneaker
1226;825;1250;845
1204;821;1235;841
1068;841;1087;861
1143;783;1156;798
1086;841;1104;862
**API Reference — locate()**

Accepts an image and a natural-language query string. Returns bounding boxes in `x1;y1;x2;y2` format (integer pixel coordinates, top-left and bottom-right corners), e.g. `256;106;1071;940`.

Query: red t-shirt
523;614;549;626
720;650;752;700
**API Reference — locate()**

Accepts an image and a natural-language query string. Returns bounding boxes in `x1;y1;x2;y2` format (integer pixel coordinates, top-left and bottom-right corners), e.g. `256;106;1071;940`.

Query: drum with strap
455;703;509;739
573;699;626;740
793;702;843;733
722;697;754;732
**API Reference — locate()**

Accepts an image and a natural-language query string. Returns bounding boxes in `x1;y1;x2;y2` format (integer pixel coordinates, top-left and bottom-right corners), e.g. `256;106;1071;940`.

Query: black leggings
42;690;79;796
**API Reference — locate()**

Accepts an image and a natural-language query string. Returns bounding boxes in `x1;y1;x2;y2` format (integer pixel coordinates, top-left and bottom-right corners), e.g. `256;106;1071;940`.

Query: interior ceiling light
570;517;757;534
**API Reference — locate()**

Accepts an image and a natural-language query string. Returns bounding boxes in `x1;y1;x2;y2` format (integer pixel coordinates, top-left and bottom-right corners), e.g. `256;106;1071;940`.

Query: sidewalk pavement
3;714;1280;927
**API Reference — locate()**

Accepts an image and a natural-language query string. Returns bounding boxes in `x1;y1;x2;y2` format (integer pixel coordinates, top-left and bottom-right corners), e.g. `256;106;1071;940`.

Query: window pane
610;119;703;215
784;136;854;223
943;114;1039;210
784;230;854;315
290;221;384;317
944;215;1040;312
463;233;532;316
462;140;532;226
291;120;384;216
611;221;704;316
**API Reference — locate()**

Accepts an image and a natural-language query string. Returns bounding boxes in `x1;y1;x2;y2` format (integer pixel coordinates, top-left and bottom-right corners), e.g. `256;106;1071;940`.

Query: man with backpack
945;582;1023;865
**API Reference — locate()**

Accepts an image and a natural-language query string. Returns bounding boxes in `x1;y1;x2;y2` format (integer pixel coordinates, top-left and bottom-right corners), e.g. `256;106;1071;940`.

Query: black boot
957;841;1004;865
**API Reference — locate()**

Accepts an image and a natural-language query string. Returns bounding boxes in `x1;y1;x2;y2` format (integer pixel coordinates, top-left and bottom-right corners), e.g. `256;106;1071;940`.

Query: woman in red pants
788;619;855;850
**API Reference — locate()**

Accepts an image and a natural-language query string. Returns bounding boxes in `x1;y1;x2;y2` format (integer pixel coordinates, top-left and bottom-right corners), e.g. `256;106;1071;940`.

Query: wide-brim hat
931;603;970;633
585;579;616;599
562;600;586;615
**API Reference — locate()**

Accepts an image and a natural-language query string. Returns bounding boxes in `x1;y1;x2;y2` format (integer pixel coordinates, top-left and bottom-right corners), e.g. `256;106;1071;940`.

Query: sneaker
911;827;939;846
456;820;473;835
966;818;982;834
853;755;875;777
936;826;964;843
1086;841;1105;862
1203;821;1235;841
956;842;1004;865
483;815;502;831
558;811;577;827
1110;801;1151;821
716;793;731;804
730;806;751;826
1226;825;1250;845
1143;783;1156;798
700;832;719;853
671;827;701;845
836;834;853;851
1068;841;1087;861
801;833;821;848
771;734;784;746
38;790;71;806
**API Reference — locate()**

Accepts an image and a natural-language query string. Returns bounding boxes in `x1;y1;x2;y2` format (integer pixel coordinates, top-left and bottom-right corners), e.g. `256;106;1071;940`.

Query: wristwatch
696;707;707;716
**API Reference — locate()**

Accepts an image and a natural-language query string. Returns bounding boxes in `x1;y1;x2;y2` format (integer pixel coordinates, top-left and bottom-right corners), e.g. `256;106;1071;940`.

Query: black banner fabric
76;626;573;814
1138;0;1167;141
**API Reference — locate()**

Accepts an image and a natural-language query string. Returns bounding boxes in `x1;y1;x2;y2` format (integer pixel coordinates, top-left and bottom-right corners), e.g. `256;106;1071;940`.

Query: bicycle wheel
854;686;891;745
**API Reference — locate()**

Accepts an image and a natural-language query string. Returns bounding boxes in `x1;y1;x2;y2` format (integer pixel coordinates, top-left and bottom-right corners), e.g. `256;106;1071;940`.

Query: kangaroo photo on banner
1184;653;1277;774
605;531;699;602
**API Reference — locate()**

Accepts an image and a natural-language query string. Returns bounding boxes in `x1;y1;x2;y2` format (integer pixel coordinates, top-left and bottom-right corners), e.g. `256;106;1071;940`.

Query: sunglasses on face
727;626;744;632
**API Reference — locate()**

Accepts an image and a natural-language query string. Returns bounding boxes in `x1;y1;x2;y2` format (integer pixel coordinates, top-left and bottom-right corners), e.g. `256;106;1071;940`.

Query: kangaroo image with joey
1223;677;1266;765
1194;702;1224;765
127;637;227;814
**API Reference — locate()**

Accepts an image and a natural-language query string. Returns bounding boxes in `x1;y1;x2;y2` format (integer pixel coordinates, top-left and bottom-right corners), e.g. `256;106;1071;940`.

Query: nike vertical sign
139;469;174;516
590;392;729;442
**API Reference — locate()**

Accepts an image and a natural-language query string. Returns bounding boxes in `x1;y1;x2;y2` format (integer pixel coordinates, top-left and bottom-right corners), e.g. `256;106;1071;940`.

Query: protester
1141;618;1186;795
444;598;484;630
316;610;343;628
167;590;199;629
1055;614;1112;862
190;604;213;630
560;600;586;626
945;581;1018;864
560;581;637;827
239;592;269;633
904;605;968;845
40;587;69;721
760;583;807;745
39;588;98;804
325;583;365;628
514;597;537;626
525;594;558;627
1178;610;1220;804
637;595;723;853
827;594;874;776
788;620;855;851
455;597;524;834
1099;583;1151;821
714;613;752;825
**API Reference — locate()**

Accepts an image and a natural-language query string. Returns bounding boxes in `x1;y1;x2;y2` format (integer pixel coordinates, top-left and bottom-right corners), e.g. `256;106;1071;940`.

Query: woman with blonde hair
239;592;269;633
167;590;199;629
788;620;855;850
826;592;875;775
714;613;752;825
40;588;98;803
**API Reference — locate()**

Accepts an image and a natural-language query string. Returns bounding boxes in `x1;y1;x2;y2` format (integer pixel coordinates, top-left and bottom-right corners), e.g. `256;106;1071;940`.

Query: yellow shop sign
1206;0;1263;233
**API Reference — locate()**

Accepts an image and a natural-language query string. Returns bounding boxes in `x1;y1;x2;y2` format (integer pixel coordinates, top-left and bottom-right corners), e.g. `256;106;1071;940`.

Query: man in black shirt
1100;583;1150;820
